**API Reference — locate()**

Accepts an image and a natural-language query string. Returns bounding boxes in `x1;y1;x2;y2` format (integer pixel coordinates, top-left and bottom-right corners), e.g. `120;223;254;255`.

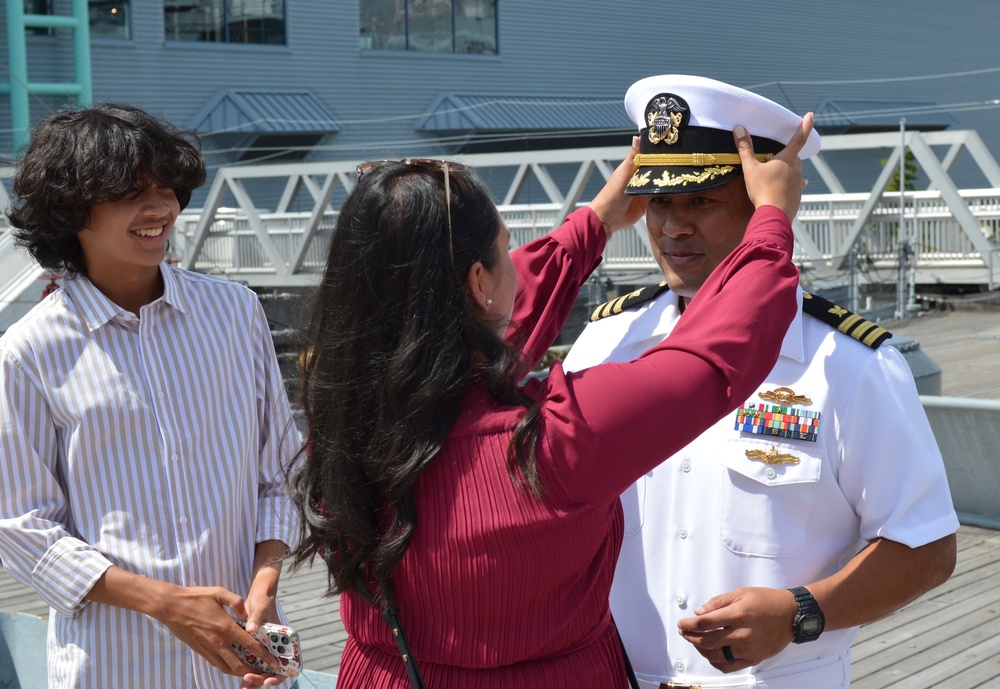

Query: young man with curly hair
0;103;298;688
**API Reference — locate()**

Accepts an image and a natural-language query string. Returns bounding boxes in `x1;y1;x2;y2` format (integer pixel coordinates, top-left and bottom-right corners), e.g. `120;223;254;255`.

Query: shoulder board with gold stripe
590;282;671;322
802;292;892;349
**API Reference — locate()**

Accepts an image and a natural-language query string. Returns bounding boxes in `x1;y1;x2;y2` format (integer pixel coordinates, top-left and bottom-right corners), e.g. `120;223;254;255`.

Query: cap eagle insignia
647;95;687;146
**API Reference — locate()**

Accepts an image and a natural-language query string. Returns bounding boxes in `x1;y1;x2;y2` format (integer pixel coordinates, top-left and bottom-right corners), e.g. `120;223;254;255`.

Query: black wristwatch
788;586;825;643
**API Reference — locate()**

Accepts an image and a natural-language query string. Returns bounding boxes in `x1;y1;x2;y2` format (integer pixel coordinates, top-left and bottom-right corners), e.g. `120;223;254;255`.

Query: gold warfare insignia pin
745;445;800;465
758;387;812;405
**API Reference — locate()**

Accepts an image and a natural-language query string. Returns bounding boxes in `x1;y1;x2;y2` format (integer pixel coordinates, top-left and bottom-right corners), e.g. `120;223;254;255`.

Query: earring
486;298;493;306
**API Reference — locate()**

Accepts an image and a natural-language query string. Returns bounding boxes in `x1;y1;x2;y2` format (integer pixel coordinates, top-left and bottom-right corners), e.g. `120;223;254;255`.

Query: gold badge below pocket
745;445;800;465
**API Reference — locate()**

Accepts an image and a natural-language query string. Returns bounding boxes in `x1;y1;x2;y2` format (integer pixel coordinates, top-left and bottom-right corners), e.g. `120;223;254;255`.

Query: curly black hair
6;102;206;275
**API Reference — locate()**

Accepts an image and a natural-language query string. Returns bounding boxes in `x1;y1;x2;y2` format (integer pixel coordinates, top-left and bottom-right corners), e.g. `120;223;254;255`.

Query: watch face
801;615;823;634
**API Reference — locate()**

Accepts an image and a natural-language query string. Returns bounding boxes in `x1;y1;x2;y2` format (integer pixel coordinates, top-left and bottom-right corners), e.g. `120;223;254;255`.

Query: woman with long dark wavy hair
289;120;812;688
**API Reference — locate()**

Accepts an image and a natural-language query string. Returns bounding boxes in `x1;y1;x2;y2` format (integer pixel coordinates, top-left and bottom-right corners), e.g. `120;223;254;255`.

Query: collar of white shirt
645;286;807;364
63;263;191;330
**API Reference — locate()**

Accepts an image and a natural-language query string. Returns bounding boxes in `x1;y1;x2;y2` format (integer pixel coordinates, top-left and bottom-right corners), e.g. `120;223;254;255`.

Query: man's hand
152;584;282;677
86;566;281;679
677;587;797;672
677;535;958;673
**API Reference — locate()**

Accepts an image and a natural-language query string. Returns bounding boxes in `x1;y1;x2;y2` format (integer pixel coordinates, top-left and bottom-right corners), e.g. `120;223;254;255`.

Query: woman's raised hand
588;136;649;238
735;112;814;221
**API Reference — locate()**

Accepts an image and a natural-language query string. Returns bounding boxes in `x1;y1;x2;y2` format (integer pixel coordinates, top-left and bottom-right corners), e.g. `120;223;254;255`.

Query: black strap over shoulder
381;592;428;689
801;292;892;349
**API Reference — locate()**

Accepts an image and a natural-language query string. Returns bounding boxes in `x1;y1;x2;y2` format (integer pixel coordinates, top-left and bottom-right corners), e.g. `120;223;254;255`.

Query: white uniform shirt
0;264;300;688
563;287;958;689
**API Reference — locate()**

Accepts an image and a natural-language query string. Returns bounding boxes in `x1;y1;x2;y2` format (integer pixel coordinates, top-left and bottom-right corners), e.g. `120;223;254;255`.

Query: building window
22;1;130;39
359;0;496;54
90;1;130;39
165;1;285;44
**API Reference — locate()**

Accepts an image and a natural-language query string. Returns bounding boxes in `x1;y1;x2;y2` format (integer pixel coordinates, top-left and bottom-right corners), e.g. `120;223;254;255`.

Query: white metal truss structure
174;146;637;287
801;129;1000;288
4;131;1000;330
171;131;1000;290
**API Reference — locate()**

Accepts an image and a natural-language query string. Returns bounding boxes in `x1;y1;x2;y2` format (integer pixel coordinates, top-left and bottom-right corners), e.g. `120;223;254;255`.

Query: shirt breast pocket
718;440;823;558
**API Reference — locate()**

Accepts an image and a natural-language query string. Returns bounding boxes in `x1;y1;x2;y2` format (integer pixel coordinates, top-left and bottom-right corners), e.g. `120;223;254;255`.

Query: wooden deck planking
850;526;1000;688
851;584;1000;686
278;561;345;675
886;309;1000;400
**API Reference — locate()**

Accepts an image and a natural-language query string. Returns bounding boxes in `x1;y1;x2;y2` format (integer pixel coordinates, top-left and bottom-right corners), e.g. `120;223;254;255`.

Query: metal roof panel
414;93;631;131
814;99;957;132
189;90;342;134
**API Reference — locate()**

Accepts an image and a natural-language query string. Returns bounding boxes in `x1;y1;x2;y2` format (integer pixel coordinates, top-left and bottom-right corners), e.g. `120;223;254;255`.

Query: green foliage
878;150;919;192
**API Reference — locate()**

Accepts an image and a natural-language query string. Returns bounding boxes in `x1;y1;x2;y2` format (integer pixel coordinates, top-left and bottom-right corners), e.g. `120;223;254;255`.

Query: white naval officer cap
623;74;821;195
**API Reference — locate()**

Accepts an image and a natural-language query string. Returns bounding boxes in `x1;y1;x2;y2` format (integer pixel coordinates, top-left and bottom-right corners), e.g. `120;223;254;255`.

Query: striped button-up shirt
0;264;300;688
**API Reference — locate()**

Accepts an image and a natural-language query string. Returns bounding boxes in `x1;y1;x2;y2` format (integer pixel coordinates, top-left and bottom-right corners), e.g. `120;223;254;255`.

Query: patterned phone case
234;620;303;677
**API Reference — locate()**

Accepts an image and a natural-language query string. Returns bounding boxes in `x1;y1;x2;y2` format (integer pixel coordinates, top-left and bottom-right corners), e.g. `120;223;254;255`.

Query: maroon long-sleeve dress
334;205;799;688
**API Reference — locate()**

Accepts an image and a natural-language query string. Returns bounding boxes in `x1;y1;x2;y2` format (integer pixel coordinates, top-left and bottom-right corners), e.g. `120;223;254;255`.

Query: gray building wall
4;1;1000;203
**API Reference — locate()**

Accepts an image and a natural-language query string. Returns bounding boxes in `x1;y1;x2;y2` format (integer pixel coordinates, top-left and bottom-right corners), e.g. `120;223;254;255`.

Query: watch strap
789;586;815;604
788;586;825;643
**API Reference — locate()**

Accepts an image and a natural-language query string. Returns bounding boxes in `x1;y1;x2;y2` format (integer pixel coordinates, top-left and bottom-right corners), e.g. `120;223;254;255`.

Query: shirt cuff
33;538;114;617
256;496;301;550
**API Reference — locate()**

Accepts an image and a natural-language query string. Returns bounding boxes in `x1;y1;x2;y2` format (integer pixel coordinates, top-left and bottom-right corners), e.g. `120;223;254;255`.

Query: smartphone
234;620;303;677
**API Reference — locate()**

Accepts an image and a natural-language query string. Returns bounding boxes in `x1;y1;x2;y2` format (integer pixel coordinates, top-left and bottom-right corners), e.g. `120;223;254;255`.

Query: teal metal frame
3;0;92;151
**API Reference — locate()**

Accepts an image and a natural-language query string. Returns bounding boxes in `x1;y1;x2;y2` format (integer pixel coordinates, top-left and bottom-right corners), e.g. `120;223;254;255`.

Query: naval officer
563;75;959;689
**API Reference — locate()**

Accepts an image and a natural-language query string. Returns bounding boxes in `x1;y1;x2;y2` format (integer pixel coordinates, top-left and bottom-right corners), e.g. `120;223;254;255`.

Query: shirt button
675;594;686;607
122;314;132;321
179;517;188;525
158;392;165;400
681;460;692;473
171;454;179;462
678;527;689;539
674;661;685;672
766;468;777;479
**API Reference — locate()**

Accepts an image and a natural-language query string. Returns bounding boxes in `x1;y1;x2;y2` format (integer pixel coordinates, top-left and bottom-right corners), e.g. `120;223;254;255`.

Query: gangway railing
171;201;658;286
6;131;1000;324
172;134;1000;289
796;189;1000;287
172;187;1000;289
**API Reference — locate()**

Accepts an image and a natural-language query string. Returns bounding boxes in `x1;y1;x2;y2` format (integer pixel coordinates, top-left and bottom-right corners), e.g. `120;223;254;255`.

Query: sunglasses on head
355;159;467;266
354;158;466;179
